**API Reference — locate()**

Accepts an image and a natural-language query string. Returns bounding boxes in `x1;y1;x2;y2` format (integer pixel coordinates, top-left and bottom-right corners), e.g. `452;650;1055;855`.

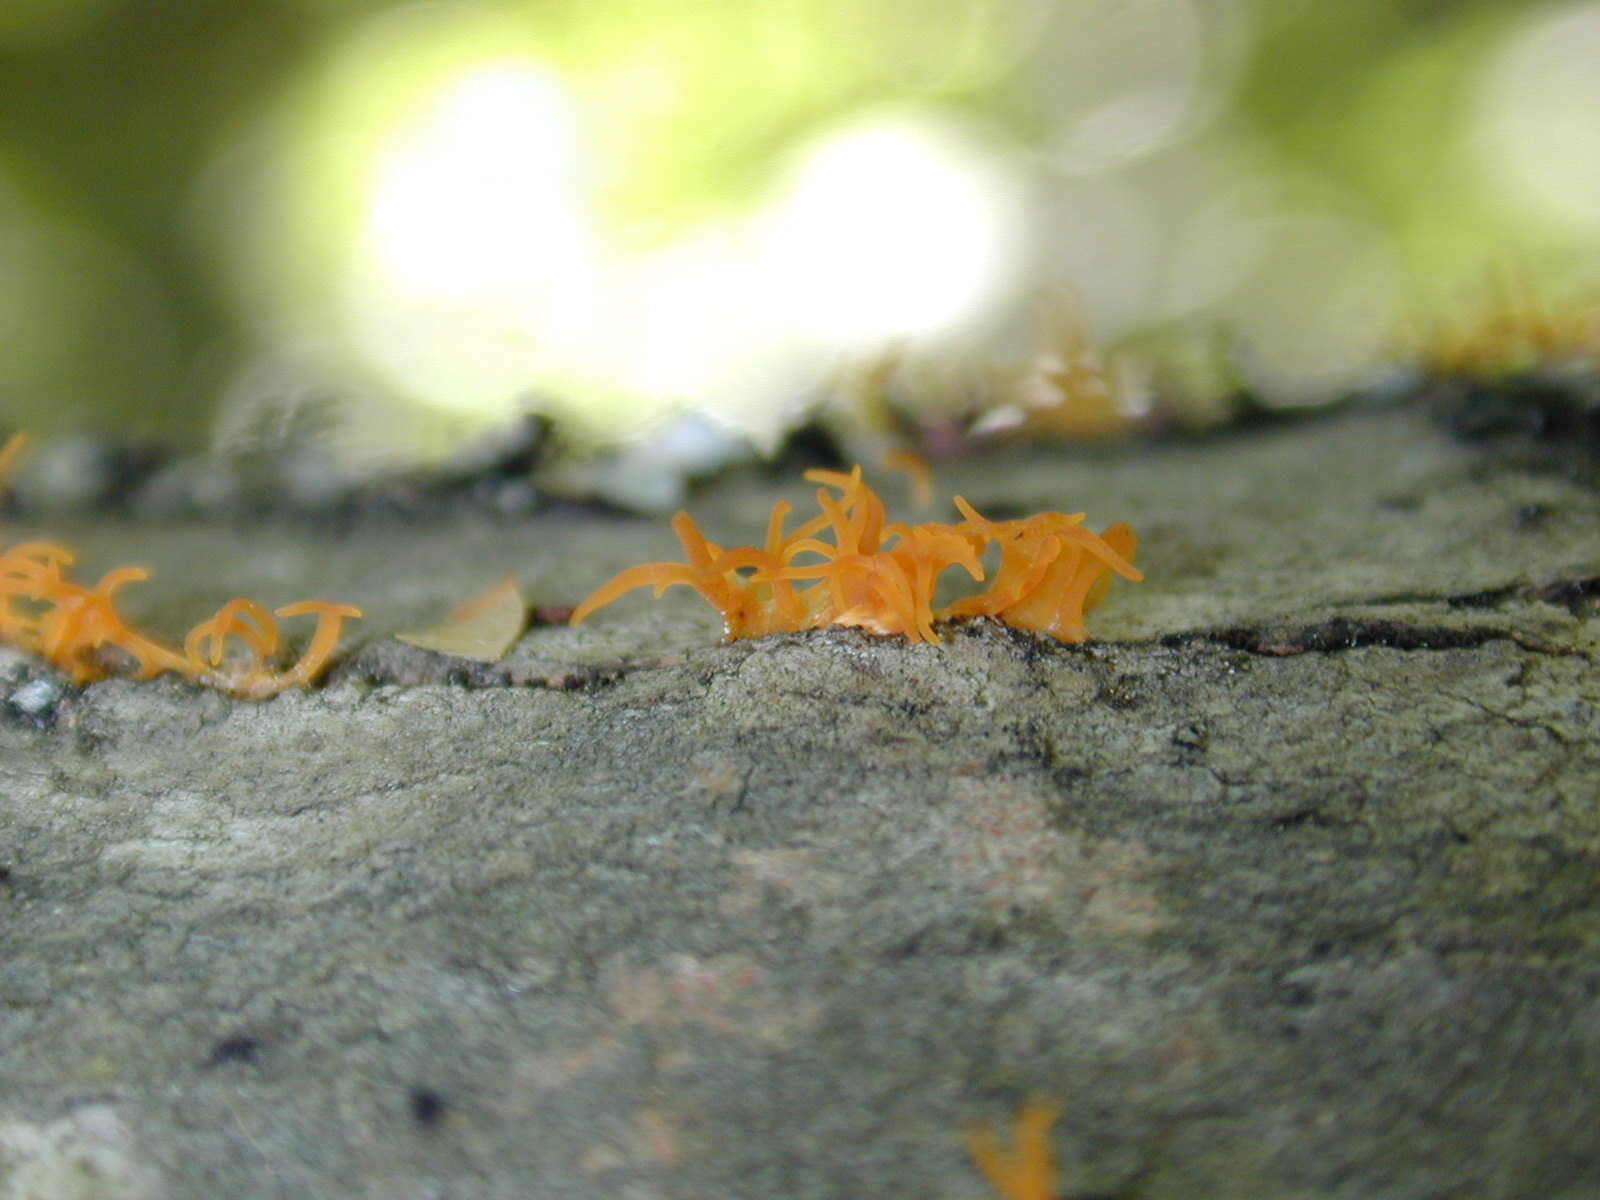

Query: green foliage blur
0;0;1593;451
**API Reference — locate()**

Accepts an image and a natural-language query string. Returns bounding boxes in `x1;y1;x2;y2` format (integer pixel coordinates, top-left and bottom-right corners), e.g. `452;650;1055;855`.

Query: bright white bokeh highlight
365;64;592;302
341;83;1021;437
1474;3;1600;234
346;60;603;420
210;0;1414;457
758;117;1020;345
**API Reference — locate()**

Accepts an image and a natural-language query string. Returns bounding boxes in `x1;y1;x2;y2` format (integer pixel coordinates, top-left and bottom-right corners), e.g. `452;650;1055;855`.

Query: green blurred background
2;0;1596;466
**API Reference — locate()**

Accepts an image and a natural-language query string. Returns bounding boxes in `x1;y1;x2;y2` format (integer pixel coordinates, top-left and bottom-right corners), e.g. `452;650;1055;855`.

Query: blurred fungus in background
1;0;1599;470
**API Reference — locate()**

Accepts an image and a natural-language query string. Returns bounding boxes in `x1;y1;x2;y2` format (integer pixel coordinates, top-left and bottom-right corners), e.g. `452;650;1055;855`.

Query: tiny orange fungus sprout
966;1100;1062;1200
0;433;361;697
570;466;1140;644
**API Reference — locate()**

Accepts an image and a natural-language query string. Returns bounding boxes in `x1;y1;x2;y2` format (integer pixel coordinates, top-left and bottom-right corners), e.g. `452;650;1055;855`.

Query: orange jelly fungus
965;1101;1062;1200
570;466;1141;644
0;433;361;698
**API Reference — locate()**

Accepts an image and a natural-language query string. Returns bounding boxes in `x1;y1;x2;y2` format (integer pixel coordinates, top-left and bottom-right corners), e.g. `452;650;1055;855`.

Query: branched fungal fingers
651;567;698;599
0;435;363;696
241;601;364;697
203;598;280;665
570;466;1141;645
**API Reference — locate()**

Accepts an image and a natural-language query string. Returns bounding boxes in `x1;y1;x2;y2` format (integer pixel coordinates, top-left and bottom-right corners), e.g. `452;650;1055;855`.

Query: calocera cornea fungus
570;466;1141;644
0;433;360;698
965;1100;1062;1200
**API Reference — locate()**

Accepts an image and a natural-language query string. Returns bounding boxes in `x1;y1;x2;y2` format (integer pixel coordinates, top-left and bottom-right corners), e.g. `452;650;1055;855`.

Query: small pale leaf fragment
396;575;527;662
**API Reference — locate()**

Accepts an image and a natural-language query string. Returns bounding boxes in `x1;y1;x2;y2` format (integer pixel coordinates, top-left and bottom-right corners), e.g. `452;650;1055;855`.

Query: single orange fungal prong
965;1101;1062;1200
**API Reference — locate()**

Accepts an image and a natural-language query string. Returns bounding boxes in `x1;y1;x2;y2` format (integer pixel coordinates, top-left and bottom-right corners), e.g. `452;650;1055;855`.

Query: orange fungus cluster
1;434;360;698
571;466;1141;644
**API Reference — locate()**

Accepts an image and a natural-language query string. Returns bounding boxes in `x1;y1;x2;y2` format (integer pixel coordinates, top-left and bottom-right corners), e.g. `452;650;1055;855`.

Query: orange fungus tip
965;1101;1062;1200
